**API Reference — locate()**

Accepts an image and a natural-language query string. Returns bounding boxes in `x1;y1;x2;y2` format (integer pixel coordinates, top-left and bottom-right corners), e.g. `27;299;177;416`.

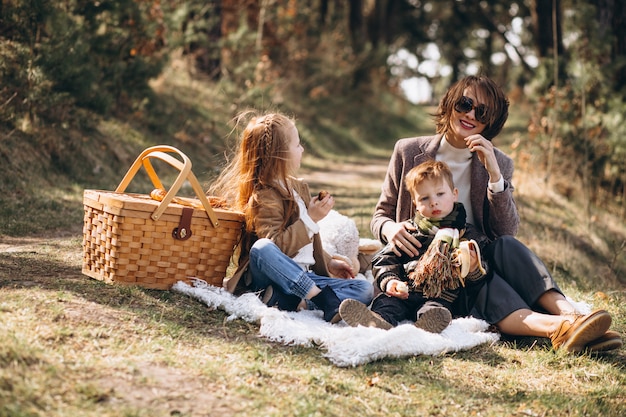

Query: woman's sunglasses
454;96;489;124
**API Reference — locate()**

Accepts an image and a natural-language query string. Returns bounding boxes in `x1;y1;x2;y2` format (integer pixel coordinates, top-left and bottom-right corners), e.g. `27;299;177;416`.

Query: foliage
526;0;626;213
1;0;626;220
0;0;167;126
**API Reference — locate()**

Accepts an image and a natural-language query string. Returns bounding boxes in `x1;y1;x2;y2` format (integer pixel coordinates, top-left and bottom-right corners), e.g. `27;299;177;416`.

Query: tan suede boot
550;309;611;353
584;330;622;352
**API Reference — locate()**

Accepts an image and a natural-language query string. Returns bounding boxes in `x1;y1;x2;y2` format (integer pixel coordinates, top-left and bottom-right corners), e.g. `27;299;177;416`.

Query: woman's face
285;121;304;174
447;88;488;148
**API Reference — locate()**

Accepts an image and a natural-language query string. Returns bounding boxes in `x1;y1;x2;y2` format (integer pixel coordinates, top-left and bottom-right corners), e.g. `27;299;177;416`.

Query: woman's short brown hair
433;75;509;140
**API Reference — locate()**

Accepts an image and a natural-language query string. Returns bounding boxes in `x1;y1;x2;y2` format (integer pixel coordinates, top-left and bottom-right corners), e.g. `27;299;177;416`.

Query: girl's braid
262;115;274;157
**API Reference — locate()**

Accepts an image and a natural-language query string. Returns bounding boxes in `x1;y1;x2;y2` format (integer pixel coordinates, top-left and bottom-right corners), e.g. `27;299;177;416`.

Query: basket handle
115;145;220;227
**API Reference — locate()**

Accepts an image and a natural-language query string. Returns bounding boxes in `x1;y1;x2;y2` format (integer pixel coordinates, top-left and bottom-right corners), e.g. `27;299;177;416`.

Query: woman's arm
486;151;519;237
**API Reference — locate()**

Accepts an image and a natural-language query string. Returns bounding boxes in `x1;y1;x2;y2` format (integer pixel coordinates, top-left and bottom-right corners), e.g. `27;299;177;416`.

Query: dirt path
302;158;389;190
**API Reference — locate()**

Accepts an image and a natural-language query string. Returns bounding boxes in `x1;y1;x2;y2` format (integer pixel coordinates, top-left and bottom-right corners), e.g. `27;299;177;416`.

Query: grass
1;60;626;416
1;152;625;416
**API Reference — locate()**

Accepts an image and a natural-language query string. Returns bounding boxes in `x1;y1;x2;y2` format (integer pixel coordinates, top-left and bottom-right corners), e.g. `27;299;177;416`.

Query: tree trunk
592;0;626;90
530;0;564;58
348;0;365;54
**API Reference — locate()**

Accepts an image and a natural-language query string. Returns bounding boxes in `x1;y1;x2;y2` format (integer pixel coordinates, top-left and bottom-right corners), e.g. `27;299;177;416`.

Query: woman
371;75;621;353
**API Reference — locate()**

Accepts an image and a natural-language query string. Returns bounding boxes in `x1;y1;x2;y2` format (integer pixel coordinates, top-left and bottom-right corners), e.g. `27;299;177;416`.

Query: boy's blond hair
404;160;455;200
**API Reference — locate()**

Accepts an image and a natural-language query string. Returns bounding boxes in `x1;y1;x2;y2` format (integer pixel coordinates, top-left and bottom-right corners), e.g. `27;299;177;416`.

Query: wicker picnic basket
82;145;244;290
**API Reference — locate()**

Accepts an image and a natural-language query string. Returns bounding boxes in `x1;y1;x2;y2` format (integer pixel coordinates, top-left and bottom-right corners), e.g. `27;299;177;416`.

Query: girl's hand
308;193;334;222
465;134;502;183
382;220;422;257
328;257;355;279
386;279;410;299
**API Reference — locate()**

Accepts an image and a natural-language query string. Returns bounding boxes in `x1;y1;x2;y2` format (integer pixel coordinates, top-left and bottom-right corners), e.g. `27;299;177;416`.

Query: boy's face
412;178;458;220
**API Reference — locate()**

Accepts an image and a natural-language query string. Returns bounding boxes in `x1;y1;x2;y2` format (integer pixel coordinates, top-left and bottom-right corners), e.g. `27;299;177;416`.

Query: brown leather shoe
585;330;623;353
550;309;612;353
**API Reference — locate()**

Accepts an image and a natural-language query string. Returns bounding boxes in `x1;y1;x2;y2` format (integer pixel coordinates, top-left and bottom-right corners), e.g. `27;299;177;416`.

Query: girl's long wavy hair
433;75;509;141
208;111;297;236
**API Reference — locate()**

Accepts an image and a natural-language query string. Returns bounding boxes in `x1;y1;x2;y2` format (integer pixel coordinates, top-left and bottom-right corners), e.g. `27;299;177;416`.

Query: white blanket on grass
173;279;503;367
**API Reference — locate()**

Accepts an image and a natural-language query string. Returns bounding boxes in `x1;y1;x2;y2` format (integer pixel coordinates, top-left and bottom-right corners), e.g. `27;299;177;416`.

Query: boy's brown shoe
585;330;622;353
414;307;452;333
339;299;392;330
550;309;612;353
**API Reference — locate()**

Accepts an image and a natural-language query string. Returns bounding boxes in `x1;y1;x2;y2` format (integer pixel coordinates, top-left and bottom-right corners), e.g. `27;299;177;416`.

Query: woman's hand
328;257;355;279
386;279;410;299
381;220;422;257
308;193;334;222
465;134;502;183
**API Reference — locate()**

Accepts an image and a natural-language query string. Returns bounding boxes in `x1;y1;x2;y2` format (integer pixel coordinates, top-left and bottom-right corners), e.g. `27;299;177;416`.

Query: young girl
209;111;374;322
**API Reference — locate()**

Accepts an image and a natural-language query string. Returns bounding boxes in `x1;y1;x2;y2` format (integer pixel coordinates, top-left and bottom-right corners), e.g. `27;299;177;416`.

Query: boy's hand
469;247;481;272
386;279;409;299
453;240;486;278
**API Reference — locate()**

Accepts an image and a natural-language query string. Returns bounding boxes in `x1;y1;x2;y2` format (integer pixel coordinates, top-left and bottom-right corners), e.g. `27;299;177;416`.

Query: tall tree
530;0;564;58
591;0;626;92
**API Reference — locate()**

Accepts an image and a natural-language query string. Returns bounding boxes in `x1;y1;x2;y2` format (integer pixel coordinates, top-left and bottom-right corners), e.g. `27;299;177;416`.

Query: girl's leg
485;236;577;315
248;238;315;298
249;239;345;322
309;275;374;305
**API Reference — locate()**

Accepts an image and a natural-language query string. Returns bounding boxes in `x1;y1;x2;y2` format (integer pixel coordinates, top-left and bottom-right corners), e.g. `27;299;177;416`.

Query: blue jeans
248;238;374;307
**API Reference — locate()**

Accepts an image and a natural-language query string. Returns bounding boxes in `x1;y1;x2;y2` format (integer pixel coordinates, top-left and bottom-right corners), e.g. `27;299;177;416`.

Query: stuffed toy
318;210;361;275
318;209;383;280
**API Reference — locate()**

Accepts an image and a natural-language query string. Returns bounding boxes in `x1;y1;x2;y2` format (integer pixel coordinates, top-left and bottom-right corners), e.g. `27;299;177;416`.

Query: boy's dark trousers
370;290;457;327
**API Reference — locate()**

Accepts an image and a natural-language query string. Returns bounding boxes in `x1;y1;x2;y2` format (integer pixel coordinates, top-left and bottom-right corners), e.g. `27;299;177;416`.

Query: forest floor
2;154;626;416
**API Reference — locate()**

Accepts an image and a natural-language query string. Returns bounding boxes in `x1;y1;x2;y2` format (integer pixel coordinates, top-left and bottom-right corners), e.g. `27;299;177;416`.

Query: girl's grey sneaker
414;306;452;333
339;299;392;330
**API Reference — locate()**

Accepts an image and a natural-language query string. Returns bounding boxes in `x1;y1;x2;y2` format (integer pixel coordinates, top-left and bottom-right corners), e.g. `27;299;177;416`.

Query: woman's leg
466;273;531;324
496;308;612;353
485;236;577;315
536;291;578;316
466;274;619;353
496;309;563;337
